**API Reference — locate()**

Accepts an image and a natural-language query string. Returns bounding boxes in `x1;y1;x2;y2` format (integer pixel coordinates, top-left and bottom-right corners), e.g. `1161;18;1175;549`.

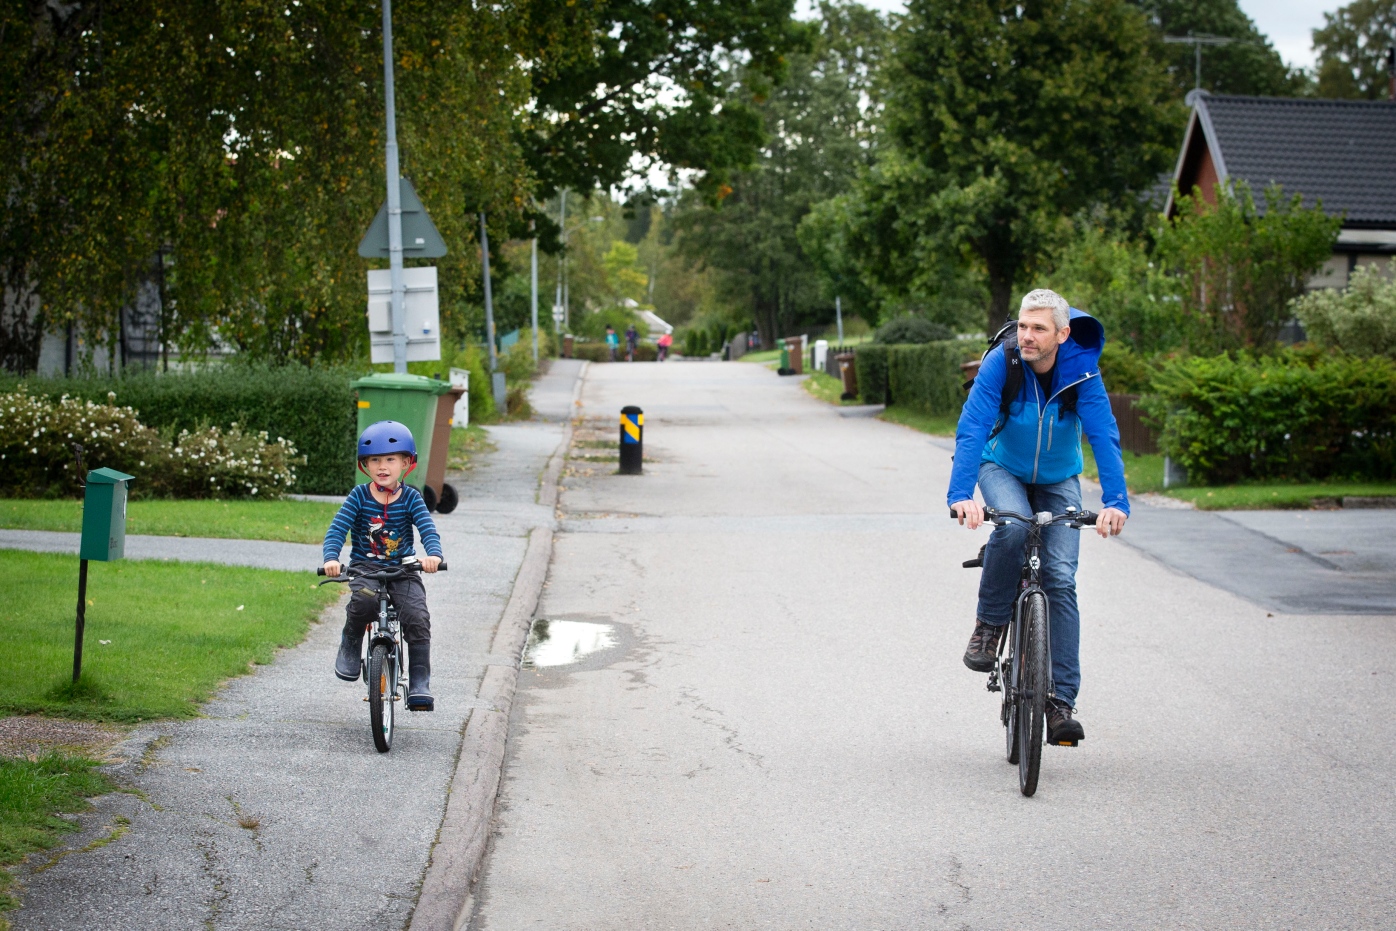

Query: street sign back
358;178;448;258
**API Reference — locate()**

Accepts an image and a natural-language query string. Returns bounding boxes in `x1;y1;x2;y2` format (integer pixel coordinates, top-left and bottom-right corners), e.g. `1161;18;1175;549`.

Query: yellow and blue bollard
619;406;643;475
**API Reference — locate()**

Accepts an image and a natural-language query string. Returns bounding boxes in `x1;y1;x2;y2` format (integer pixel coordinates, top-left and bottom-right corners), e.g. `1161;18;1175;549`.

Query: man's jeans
975;461;1082;707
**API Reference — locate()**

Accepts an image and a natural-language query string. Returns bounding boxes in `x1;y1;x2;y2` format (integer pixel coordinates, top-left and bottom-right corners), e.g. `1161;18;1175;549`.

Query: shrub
875;316;954;344
1097;342;1163;395
1139;351;1396;484
570;342;658;362
2;365;356;494
887;341;983;416
0;388;302;498
1291;264;1396;358
853;343;890;404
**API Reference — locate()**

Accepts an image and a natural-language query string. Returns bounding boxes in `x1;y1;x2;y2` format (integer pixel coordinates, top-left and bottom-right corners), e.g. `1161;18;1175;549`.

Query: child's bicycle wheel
368;643;396;753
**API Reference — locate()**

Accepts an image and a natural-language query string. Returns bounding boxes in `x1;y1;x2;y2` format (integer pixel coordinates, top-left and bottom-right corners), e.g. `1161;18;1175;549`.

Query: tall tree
844;0;1179;336
1134;0;1302;97
673;1;892;347
1313;0;1396;99
516;0;805;204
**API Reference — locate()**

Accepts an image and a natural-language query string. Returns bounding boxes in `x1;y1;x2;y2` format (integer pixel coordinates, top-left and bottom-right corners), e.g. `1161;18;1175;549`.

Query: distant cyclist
948;289;1129;745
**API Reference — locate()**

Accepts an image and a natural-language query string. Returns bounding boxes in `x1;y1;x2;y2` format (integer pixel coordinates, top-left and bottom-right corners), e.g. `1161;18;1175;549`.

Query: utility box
351;373;453;505
80;468;134;562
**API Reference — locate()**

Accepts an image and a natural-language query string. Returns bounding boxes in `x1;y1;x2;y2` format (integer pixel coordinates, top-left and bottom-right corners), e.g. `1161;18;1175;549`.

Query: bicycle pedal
1054;740;1079;747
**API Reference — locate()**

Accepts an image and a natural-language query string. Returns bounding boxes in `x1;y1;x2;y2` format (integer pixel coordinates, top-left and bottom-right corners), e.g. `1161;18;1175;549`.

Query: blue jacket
947;308;1130;515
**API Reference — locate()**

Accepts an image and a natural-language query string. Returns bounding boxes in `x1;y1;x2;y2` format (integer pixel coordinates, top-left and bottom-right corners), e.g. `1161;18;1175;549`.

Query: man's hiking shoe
1046;699;1085;745
335;629;364;682
963;620;1003;672
406;642;434;712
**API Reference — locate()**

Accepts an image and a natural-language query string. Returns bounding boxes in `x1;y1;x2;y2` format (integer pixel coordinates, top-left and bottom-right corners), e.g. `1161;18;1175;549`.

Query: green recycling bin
351;373;454;510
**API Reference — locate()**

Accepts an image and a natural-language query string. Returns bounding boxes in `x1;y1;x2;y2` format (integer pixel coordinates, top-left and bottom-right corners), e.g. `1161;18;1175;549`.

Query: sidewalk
9;362;584;931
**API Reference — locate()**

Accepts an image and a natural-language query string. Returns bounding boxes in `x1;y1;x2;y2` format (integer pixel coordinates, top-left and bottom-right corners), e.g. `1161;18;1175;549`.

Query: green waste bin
351;373;456;511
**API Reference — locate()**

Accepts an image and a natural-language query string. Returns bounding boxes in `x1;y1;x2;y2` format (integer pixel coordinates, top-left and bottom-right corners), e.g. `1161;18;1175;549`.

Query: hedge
855;341;982;414
2;366;358;494
1139;351;1396;484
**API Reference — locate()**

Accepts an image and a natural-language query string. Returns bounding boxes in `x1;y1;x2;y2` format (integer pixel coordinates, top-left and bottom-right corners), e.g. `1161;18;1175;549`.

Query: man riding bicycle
948;289;1129;745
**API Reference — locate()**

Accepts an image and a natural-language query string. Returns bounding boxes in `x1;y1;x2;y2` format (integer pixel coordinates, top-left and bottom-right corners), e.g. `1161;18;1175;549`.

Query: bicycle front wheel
1017;593;1049;796
367;643;395;753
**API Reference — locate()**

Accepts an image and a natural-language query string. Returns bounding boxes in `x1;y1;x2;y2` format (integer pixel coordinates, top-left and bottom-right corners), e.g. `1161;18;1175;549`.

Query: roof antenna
1164;34;1245;91
1387;46;1394;101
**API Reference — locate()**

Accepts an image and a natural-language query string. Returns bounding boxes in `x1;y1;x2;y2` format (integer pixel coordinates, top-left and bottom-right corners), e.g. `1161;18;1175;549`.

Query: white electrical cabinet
367;266;441;363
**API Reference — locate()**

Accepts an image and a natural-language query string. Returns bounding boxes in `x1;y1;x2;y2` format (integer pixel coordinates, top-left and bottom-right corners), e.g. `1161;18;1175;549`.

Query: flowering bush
0;387;302;498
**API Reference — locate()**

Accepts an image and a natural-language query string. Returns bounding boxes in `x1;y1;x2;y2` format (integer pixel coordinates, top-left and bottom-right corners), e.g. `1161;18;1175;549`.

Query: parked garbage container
351;373;457;512
836;352;858;401
784;337;804;375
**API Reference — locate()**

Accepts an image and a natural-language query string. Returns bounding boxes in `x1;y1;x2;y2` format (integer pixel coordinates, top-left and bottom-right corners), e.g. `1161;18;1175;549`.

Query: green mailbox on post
80;468;134;561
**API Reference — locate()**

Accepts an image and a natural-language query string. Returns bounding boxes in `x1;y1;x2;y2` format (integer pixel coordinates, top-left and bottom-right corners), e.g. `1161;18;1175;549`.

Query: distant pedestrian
625;324;639;362
605;325;619;362
657;332;673;361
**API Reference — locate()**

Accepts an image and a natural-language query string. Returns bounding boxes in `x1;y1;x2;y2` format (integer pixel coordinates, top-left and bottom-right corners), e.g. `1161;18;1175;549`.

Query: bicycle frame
987;516;1056;706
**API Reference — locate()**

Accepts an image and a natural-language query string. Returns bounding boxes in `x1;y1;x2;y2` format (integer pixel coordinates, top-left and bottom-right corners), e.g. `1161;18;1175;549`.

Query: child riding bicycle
948;289;1129;745
323;421;443;711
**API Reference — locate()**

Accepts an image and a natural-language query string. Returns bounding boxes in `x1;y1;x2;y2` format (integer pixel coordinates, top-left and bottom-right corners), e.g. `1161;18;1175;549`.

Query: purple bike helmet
357;420;417;462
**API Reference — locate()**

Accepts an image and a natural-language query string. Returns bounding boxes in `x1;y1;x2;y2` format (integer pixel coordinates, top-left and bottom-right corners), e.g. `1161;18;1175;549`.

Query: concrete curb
408;361;585;931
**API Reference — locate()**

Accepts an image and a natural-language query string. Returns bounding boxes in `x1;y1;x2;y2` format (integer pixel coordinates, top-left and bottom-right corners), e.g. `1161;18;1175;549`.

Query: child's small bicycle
318;558;447;753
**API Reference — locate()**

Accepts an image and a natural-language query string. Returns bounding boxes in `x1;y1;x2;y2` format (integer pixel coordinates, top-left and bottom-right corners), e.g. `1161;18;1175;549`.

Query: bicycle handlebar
317;561;448;578
949;506;1097;527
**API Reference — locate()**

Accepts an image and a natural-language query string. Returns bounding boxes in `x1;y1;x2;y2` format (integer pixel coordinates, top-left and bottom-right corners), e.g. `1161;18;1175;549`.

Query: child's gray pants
345;574;431;644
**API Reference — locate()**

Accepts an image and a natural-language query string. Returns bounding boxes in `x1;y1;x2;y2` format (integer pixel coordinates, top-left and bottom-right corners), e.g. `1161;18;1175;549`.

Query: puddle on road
523;619;618;668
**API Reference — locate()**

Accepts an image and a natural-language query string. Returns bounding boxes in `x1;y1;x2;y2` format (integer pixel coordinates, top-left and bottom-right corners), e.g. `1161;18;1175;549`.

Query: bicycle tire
368;643;395;753
1002;630;1018;764
1017;593;1049;796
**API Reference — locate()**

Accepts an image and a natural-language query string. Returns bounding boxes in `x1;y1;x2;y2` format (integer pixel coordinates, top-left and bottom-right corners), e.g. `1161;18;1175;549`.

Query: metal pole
1195;42;1201;90
382;0;407;373
555;190;566;332
73;559;89;682
480;212;498;375
835;295;844;344
530;222;539;363
561;195;571;330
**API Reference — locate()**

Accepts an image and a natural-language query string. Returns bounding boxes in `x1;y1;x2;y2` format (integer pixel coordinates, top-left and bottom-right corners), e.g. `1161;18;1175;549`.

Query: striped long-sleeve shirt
322;483;443;565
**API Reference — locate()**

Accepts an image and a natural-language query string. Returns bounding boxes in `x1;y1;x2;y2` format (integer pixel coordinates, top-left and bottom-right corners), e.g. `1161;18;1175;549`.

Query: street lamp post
380;0;407;373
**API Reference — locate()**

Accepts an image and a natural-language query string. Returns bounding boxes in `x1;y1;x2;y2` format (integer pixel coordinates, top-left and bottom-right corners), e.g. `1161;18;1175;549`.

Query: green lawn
0;499;341;544
801;371;859;406
738;348;782;365
0;753;113;914
879;405;959;436
1165;483;1396;510
2;550;340;721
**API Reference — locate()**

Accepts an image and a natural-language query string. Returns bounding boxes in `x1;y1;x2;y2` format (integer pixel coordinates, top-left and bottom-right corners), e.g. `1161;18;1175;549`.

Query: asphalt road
10;362;584;931
470;361;1396;930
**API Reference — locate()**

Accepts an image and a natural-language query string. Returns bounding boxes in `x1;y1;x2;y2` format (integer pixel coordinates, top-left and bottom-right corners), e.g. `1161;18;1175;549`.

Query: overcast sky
801;1;1337;71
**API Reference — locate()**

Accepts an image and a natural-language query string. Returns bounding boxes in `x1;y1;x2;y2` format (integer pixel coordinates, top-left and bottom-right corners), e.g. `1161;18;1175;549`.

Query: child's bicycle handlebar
316;561;448;580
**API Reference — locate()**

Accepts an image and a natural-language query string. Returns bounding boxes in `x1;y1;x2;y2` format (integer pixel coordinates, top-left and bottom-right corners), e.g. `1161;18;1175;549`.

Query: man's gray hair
1019;289;1070;330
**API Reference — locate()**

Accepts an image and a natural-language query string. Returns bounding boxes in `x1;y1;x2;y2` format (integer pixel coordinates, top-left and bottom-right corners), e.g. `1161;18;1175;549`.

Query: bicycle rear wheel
367;643;395;753
1017;593;1049;796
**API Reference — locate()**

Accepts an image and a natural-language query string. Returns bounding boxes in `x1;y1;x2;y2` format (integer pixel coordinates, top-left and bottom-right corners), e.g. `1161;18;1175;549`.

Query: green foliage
1139;351;1396;484
1292;264;1396;358
853;343;890;404
887;341;983;416
446;344;496;427
572;306;642;342
1047;222;1183;354
841;0;1180;335
517;0;804;201
1312;0;1396;100
0;550;339;720
1138;0;1305;98
674;3;893;347
1097;342;1165;395
570;342;658;363
1157;183;1340;353
874;316;953;344
2;366;357;494
0;388;303;499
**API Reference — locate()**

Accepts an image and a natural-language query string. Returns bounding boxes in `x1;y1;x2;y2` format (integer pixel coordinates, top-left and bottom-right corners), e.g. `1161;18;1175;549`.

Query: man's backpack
965;321;1077;438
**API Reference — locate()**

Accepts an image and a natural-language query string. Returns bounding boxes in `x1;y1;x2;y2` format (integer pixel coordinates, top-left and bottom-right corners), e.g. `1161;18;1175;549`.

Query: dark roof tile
1197;93;1396;226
